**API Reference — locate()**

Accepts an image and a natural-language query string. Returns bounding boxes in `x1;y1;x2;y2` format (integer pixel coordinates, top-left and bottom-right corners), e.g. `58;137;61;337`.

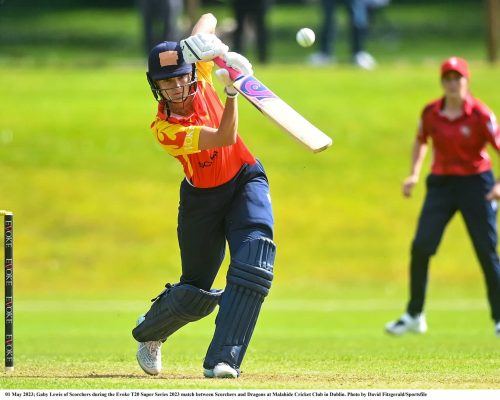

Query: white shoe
308;52;334;66
203;362;239;378
495;321;500;337
385;312;427;336
135;314;162;375
353;51;376;70
137;340;162;375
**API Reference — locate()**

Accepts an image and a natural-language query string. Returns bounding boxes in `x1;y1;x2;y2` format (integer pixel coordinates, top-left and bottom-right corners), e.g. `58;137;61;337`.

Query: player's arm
180;15;228;64
199;96;238;150
481;109;500;201
191;13;217;35
198;53;253;150
403;118;428;198
486;175;500;201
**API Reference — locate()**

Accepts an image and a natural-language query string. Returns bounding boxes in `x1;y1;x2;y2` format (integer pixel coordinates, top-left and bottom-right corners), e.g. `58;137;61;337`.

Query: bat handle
213;57;242;81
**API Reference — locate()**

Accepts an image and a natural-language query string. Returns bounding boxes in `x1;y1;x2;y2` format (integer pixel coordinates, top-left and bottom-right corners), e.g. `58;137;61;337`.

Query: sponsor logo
238;76;276;101
198;150;218;168
184;129;194;149
5;296;13;324
5;222;12;248
5;260;13;286
5;334;13;362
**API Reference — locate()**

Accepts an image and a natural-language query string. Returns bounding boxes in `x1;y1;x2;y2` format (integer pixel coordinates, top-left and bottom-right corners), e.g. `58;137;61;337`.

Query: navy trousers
407;171;500;322
319;0;369;56
177;161;274;291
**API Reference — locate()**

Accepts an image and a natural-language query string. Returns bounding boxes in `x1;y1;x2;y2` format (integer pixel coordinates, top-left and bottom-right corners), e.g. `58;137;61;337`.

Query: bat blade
234;75;332;153
213;58;332;153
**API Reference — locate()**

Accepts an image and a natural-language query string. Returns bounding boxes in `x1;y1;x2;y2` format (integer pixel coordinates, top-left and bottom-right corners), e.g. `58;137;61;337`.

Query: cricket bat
214;57;332;153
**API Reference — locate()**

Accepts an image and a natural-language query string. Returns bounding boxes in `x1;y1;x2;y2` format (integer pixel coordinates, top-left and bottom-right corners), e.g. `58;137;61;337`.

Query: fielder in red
132;14;275;378
386;57;500;337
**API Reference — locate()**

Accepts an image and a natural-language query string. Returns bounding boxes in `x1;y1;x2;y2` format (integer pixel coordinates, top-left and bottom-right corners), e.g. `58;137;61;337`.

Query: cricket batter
386;57;500;337
131;13;275;378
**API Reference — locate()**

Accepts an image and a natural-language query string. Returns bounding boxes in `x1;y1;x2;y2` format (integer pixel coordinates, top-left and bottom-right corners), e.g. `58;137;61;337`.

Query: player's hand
180;33;229;64
486;181;500;201
402;175;418;198
223;52;253;76
215;69;238;97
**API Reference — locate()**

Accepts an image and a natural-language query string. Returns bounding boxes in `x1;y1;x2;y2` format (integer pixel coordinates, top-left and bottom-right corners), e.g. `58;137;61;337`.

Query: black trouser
138;0;183;53
233;1;270;63
319;0;369;56
407;171;500;322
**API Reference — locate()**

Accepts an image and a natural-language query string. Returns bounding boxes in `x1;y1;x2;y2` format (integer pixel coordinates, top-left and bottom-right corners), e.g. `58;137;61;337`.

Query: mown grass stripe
10;299;488;312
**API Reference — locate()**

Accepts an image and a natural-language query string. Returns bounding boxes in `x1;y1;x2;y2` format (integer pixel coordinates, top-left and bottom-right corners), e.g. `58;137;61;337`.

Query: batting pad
203;238;276;370
132;283;223;342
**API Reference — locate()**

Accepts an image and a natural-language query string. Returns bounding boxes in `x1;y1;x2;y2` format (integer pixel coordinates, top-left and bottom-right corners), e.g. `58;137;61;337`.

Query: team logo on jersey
460;125;471;137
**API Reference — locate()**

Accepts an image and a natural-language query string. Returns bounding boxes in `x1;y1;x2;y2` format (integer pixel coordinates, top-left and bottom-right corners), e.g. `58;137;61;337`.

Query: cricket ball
296;28;315;48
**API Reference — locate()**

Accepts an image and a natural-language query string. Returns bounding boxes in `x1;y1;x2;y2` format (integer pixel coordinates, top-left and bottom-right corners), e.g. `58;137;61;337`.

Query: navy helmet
146;41;197;102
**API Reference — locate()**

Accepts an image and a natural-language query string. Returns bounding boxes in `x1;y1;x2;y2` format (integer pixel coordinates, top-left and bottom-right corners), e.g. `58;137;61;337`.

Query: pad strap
132;283;222;342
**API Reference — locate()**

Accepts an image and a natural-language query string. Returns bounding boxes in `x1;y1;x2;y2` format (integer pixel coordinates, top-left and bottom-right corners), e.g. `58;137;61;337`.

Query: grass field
1;0;500;391
1;62;500;390
2;295;500;389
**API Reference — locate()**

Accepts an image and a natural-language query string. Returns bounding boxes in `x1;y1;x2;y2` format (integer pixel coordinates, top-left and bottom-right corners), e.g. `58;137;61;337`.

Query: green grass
1;62;500;389
1;293;500;389
1;0;500;390
1;63;499;296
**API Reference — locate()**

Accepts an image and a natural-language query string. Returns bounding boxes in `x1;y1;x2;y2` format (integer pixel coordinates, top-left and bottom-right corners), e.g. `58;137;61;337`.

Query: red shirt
151;61;256;188
417;95;500;176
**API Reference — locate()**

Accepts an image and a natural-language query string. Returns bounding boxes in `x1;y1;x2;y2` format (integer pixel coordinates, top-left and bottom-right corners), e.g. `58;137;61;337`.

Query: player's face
441;71;468;100
157;73;194;104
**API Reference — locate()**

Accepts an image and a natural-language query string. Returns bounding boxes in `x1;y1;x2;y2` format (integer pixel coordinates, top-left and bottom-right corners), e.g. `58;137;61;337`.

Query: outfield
2;296;500;389
1;63;500;389
1;1;500;390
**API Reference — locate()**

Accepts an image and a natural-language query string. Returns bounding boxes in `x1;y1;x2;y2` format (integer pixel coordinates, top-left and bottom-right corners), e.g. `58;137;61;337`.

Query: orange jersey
150;61;256;188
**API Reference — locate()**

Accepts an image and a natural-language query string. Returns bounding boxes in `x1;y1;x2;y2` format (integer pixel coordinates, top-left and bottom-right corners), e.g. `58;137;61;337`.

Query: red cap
441;56;469;79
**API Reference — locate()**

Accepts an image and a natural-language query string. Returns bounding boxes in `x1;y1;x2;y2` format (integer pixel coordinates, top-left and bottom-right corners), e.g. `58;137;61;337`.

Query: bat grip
213;57;242;81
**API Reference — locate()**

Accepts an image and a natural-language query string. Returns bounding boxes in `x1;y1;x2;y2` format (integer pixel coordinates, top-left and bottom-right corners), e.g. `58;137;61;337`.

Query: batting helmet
146;41;198;102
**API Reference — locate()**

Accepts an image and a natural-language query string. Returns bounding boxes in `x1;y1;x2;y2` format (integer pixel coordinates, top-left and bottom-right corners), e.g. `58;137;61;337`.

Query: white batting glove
180;33;229;64
215;69;238;98
223;52;253;76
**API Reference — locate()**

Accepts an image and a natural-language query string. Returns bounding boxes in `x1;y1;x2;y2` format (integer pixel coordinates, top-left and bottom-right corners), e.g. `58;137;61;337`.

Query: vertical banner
4;213;13;371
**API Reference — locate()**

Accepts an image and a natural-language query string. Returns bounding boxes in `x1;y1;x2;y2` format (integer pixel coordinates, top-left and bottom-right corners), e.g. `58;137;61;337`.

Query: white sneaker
495;321;500;337
135;314;162;375
308;52;334;66
353;51;376;70
385;312;427;336
203;362;239;378
137;340;162;375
